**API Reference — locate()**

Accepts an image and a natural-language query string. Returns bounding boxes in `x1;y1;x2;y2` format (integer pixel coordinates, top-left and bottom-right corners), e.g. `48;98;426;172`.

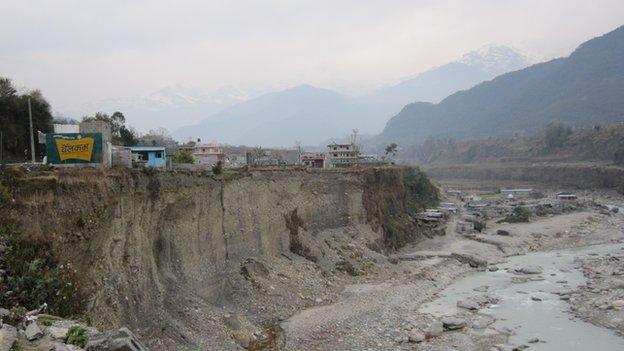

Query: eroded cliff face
4;166;437;349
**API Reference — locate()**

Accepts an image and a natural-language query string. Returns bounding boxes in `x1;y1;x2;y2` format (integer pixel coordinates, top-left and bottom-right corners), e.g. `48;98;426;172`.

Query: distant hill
173;85;381;147
362;45;531;119
374;25;624;148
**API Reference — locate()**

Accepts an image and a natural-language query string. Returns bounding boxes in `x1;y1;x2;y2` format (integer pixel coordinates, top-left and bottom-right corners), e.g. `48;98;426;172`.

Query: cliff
0;166;438;349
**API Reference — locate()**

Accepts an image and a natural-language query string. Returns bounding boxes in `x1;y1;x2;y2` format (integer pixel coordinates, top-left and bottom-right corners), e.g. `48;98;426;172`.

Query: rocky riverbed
282;195;624;350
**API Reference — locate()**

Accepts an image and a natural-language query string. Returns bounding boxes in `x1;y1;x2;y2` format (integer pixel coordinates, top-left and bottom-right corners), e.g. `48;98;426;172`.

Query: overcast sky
1;0;623;113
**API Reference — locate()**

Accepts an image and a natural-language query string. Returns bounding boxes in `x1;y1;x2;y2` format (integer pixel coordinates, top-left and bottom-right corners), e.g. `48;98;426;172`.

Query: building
300;153;325;168
557;192;578;201
225;154;247;168
500;188;533;197
192;141;224;166
126;146;166;168
327;142;358;168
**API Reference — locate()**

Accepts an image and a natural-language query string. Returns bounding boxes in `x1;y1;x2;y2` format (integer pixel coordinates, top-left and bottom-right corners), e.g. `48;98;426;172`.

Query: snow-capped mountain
66;84;252;133
362;45;534;120
458;45;532;76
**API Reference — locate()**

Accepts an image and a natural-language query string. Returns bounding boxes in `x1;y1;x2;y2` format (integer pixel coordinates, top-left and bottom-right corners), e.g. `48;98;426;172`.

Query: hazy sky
1;0;623;113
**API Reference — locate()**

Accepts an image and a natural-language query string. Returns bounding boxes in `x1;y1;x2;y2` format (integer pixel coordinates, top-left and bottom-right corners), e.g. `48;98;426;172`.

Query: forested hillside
375;25;624;147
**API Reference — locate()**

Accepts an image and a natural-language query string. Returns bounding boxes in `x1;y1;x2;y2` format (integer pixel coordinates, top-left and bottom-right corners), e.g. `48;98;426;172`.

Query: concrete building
300;153;325;168
225;154;247;168
192;141;224;166
126;146;167;168
500;188;533;197
327;142;358;168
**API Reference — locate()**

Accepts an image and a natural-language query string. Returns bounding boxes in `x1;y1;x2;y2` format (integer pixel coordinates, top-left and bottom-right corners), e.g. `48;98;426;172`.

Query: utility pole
28;98;36;163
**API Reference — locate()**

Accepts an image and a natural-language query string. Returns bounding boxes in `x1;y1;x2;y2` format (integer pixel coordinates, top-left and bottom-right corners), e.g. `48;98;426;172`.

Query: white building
327;142;359;168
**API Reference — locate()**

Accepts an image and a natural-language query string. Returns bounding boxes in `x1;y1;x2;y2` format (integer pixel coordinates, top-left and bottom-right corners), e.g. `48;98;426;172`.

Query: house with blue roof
126;146;167;168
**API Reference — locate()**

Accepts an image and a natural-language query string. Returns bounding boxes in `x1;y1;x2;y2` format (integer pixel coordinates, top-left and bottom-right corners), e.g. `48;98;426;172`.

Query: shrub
65;326;89;348
0;226;80;317
501;206;532;223
212;160;223;175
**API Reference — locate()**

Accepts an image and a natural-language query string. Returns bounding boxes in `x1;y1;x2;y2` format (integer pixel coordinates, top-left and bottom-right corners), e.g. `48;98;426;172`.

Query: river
420;243;624;350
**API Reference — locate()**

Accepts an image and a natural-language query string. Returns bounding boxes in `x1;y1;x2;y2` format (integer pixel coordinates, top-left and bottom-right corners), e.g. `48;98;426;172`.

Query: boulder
611;300;624;309
46;326;69;340
240;258;269;280
0;324;17;351
457;299;480;311
512;266;543;275
25;322;44;341
0;309;10;319
86;327;146;351
496;230;511;236
424;321;444;338
442;316;466;330
407;330;425;343
52;342;84;351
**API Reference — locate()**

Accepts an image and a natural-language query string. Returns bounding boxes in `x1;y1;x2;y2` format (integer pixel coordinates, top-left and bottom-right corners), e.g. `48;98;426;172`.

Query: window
155;151;162;158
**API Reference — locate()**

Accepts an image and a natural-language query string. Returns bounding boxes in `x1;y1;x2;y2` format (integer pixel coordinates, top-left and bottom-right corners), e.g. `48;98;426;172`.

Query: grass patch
65;326;89;348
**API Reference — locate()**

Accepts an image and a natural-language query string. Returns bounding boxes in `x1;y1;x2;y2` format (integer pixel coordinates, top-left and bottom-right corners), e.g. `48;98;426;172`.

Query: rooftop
126;145;166;152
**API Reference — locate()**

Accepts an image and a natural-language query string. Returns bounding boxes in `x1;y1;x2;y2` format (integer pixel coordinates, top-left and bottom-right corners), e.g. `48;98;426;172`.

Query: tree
543;123;572;150
172;149;194;164
212;160;223;175
0;77;53;162
385;143;398;158
81;111;138;146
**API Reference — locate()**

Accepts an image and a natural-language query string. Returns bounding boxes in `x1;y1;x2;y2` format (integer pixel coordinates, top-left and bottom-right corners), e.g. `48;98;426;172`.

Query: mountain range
172;45;530;146
374;25;624;148
363;45;532;118
66;85;251;132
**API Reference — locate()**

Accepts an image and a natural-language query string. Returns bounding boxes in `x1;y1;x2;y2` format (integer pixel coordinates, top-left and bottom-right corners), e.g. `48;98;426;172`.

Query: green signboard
46;133;103;164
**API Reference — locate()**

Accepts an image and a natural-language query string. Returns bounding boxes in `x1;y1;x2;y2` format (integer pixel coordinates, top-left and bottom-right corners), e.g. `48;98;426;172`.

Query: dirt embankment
425;162;624;192
2;166;438;350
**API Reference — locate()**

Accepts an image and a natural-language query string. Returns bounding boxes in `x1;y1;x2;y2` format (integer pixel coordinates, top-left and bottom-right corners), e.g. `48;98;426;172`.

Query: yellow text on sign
55;137;95;161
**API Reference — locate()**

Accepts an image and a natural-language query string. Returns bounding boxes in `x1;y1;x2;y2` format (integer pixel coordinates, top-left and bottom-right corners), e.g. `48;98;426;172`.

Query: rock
46;326;69;340
0;309;9;319
512;265;543;275
496;229;511;236
452;252;488;268
25;322;44;341
528;338;539;343
488;266;499;272
611;300;624;309
240;258;269;280
442;316;466;330
457;299;480;311
531;296;542;302
86;327;146;351
612;207;619;213
51;342;84;351
473;285;489;292
471;314;496;329
424;321;444;338
407;330;425;343
0;324;18;351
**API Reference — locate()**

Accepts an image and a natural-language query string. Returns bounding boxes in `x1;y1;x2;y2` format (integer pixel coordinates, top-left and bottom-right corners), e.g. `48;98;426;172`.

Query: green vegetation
172;149;194;164
377;26;624;148
543;123;573;150
65;326;89;348
81;111;138;146
403;167;439;213
212;160;223;175
10;341;22;351
0;77;53;162
501;206;532;223
0;225;80;317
